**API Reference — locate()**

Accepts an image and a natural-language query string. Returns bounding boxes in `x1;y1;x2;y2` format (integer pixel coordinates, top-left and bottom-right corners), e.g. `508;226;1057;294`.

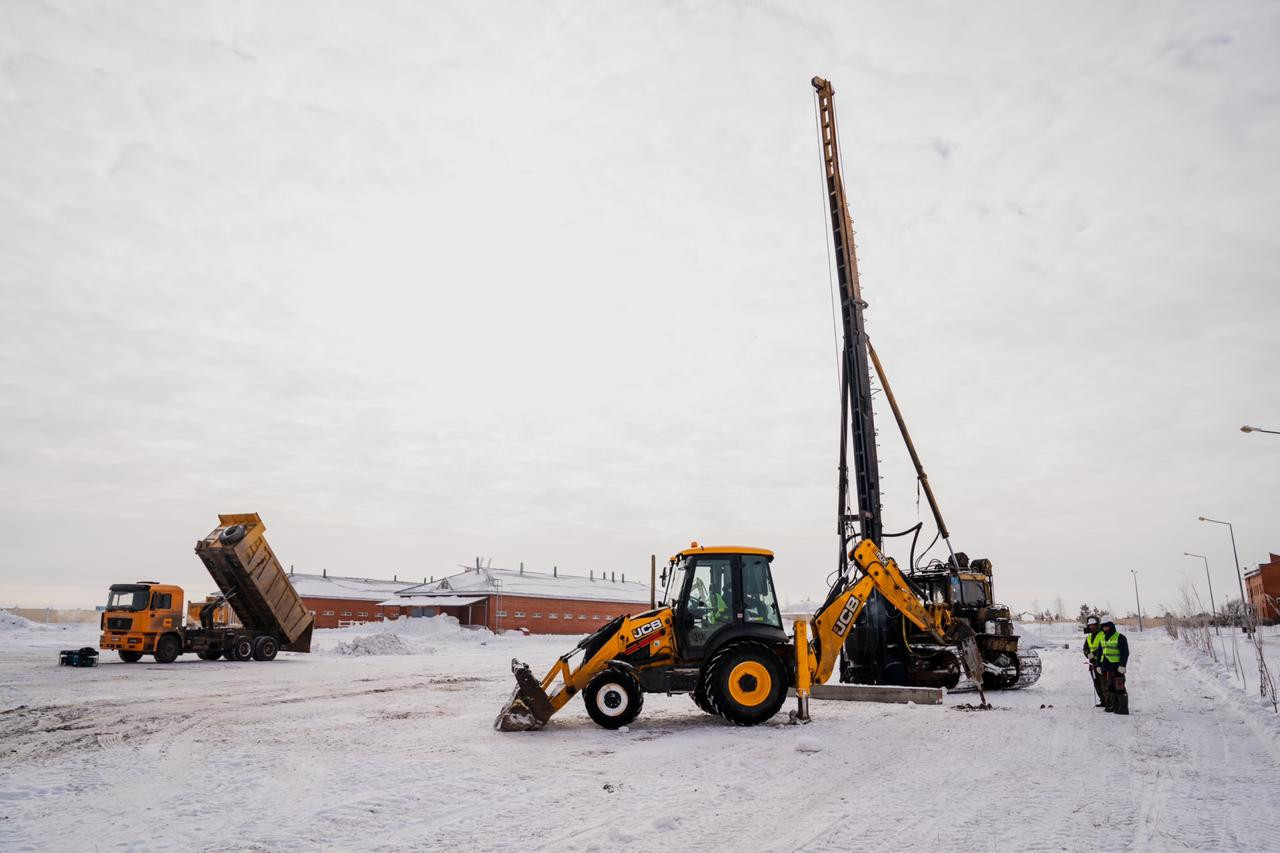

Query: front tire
118;650;143;663
705;643;788;726
154;635;181;664
583;669;643;729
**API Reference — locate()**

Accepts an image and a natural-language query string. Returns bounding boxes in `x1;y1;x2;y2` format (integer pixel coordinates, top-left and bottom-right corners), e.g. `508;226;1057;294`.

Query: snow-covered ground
3;617;1280;851
1168;623;1280;736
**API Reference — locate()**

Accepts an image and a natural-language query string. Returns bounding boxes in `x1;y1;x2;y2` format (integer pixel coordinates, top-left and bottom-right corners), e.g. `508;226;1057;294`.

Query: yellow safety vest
1085;631;1104;656
1100;632;1122;663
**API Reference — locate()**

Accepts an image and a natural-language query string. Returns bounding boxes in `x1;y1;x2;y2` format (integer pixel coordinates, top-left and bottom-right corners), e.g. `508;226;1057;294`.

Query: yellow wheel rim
727;660;771;706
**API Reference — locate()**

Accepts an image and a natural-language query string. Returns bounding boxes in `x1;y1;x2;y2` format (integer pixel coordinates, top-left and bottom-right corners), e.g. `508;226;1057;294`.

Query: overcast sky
2;1;1277;616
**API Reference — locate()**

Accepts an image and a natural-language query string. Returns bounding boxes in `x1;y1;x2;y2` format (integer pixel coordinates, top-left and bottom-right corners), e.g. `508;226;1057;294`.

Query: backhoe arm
810;539;949;684
808;539;985;697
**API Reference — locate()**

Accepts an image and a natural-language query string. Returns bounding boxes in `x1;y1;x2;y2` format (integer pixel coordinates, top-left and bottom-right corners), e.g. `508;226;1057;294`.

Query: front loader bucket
494;659;556;732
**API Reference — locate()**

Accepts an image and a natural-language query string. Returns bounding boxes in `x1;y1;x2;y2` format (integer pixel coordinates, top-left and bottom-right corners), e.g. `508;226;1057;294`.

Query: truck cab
100;582;185;662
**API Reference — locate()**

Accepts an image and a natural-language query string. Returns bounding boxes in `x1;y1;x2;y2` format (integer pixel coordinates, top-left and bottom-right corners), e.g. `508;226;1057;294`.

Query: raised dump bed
195;513;314;653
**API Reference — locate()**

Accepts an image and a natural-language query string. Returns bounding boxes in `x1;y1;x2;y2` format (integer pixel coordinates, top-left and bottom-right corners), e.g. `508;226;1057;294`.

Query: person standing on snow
1083;615;1106;707
1098;620;1130;715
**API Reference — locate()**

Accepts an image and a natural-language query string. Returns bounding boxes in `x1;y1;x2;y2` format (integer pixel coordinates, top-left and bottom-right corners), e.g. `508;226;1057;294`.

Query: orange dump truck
100;513;314;663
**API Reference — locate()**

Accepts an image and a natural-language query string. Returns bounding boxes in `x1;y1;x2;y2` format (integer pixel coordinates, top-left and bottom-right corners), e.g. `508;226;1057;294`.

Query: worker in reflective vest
1098;620;1130;715
1083;616;1106;707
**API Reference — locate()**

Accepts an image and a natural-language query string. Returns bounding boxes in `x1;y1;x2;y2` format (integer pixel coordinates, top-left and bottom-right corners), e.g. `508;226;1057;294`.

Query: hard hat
1086;615;1100;626
1101;620;1116;629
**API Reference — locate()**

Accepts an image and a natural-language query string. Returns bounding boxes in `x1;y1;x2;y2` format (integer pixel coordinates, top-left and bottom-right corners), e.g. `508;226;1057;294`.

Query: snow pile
371;614;492;642
332;633;414;657
0;610;41;631
318;614;496;655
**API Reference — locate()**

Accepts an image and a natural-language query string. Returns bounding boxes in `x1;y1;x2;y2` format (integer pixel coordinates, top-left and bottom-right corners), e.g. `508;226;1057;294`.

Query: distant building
1245;553;1280;625
288;571;416;629
384;565;653;634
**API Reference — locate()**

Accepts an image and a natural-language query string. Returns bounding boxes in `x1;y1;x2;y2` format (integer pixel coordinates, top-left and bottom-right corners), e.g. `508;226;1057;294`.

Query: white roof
289;573;416;602
380;595;486;607
396;567;652;604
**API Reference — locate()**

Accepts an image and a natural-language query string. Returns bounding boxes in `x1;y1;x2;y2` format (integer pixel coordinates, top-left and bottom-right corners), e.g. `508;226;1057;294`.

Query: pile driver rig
812;76;1040;692
492;76;1038;733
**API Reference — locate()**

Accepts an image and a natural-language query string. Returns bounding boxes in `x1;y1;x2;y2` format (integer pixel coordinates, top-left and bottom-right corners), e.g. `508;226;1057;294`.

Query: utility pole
1130;570;1143;632
1184;552;1219;635
1200;516;1252;631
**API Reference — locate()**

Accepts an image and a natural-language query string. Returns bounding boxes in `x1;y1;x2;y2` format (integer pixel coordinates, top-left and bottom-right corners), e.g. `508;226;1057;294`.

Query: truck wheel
154;635;181;664
583;669;643;729
229;635;254;661
223;646;239;661
118;651;143;663
705;643;788;726
219;524;246;545
196;649;223;661
252;636;279;662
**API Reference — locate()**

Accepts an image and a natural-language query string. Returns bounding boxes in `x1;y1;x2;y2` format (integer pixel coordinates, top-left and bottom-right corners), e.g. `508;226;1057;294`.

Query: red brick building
383;565;654;634
1245;553;1280;625
288;571;417;629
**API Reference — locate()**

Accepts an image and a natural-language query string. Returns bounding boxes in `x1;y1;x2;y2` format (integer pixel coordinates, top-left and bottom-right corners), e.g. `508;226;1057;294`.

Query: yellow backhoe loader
495;539;984;731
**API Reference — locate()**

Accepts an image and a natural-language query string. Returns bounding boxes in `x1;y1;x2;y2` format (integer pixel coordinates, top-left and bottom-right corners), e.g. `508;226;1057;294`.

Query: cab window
687;558;734;639
664;559;693;607
742;555;782;628
107;589;149;611
150;592;173;610
959;580;987;605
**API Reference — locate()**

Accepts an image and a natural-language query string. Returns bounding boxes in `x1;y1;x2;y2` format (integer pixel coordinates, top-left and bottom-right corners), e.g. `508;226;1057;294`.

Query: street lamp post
1199;516;1251;630
1130;569;1143;632
1183;552;1220;635
1240;425;1280;435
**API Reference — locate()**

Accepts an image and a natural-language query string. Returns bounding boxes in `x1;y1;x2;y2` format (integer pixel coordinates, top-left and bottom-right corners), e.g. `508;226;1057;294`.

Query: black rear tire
583;669;643;729
705;642;788;726
252;636;279;662
118;650;143;663
692;675;714;714
196;649;223;661
219;524;246;545
154;635;181;664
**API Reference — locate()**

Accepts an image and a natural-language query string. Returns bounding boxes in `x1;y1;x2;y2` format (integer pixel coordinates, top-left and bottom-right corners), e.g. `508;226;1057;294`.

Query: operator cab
662;542;783;659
